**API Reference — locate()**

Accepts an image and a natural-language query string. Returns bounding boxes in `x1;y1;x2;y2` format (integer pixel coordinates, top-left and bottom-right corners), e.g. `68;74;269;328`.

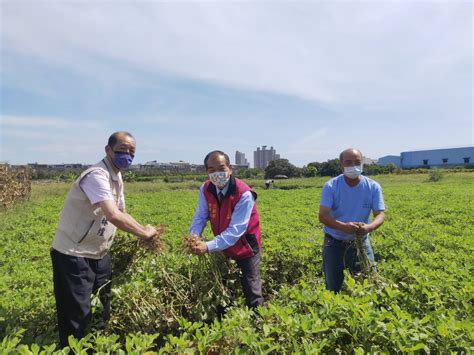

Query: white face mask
343;165;363;179
208;171;230;189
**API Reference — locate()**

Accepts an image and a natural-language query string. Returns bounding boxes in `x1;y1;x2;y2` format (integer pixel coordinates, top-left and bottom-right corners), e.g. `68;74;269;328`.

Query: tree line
263;159;398;179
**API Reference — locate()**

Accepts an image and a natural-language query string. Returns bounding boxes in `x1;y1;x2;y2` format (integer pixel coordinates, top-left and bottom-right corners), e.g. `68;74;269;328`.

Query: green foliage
363;163;397;175
123;171;137;183
1;173;473;352
264;159;300;179
237;168;264;179
307;159;342;177
318;159;341;177
61;172;79;183
108;248;240;337
428;170;443;182
304;165;318;177
307;160;397;177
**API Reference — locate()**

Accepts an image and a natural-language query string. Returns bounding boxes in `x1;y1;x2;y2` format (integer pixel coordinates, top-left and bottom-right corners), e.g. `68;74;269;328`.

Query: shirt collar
101;157;121;182
216;181;230;196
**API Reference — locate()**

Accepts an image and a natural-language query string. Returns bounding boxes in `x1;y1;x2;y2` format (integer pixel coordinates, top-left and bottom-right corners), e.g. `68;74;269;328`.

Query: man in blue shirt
319;148;385;292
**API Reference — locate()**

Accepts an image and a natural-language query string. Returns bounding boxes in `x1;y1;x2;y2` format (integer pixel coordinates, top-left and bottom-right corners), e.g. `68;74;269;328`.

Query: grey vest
52;159;123;259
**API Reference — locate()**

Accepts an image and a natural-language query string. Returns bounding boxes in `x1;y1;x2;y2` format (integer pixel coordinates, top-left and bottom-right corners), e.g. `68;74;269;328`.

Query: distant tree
237;169;250;179
385;163;397;173
296;167;305;177
32;170;48;180
265;159;299;179
308;162;323;172
299;166;308;177
237;168;264;179
319;159;341;177
304;165;318;177
364;163;397;175
123;171;137;183
363;164;384;175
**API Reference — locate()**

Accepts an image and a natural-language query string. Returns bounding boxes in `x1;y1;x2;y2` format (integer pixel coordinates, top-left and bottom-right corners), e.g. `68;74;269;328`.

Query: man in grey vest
51;131;158;348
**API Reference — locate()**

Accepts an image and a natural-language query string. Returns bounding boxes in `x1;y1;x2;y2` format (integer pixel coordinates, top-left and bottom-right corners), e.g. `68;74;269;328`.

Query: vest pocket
245;234;259;254
77;220;95;244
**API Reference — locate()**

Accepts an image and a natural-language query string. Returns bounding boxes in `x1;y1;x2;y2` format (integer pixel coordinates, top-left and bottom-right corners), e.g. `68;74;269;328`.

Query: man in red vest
189;150;263;308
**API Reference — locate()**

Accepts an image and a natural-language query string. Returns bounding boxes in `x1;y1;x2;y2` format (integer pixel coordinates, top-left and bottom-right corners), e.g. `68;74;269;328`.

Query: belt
325;233;354;245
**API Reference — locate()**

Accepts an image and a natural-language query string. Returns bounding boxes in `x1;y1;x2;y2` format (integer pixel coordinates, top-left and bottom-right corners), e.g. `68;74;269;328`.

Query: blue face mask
113;151;134;170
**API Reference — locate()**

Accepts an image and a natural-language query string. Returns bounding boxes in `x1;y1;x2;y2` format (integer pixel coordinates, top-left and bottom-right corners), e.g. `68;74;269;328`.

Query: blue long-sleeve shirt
189;183;255;253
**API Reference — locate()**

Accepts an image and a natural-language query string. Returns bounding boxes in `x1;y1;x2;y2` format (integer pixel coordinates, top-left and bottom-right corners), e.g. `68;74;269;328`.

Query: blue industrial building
378;147;474;169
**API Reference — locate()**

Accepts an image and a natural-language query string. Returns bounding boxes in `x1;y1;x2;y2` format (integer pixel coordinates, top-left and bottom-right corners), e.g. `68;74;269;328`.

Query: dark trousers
322;234;375;293
51;249;112;348
236;251;264;308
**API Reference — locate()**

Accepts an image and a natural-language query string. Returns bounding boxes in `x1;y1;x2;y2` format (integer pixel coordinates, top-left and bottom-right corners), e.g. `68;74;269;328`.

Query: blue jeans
322;234;375;292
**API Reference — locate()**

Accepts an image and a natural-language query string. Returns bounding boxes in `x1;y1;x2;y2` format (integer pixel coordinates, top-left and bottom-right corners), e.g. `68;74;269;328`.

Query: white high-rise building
253;146;280;169
235;151;248;166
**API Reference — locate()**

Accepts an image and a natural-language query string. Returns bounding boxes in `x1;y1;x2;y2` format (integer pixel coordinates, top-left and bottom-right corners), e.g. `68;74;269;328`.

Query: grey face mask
343;165;363;179
209;171;230;189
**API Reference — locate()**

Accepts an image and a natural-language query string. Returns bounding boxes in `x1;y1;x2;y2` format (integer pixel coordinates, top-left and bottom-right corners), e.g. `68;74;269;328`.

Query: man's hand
143;224;158;240
341;222;361;234
97;200;162;240
319;206;379;237
355;222;372;236
190;240;208;256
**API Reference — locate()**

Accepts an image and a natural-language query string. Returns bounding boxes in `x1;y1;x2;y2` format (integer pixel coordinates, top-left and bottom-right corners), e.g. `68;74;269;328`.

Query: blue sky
1;1;472;167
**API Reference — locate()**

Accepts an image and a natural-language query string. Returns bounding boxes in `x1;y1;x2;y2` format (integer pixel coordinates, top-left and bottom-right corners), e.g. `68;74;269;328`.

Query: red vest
203;176;261;260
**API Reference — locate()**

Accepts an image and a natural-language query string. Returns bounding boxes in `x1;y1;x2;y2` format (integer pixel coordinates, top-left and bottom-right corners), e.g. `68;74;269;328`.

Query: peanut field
1;173;473;353
0;165;31;209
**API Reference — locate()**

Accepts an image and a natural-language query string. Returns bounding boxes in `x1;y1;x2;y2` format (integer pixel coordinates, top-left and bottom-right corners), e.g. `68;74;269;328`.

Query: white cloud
1;1;471;108
281;127;332;162
1;2;472;165
2;128;45;139
0;115;110;163
1;115;102;129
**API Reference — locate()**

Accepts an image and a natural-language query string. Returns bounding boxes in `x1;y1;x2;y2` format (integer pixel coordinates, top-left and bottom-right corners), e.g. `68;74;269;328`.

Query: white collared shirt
79;158;125;210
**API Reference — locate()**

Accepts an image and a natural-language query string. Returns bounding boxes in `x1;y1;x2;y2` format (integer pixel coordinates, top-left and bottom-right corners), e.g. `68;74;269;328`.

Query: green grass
1;173;473;353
